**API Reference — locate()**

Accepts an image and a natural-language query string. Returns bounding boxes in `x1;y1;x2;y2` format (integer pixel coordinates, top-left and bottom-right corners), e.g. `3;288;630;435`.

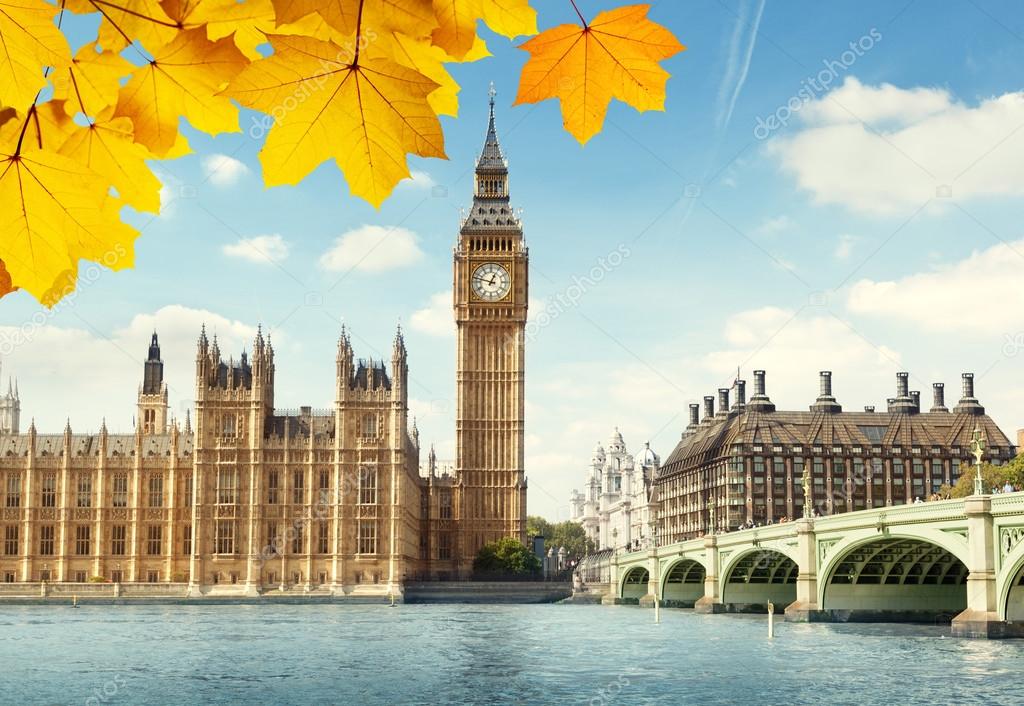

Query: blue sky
3;0;1024;519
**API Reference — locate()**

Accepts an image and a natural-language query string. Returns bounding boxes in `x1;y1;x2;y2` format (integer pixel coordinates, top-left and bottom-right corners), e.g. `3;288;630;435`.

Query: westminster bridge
606;493;1024;638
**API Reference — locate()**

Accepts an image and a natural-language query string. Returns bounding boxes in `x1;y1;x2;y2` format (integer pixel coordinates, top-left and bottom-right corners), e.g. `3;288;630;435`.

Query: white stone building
569;428;660;551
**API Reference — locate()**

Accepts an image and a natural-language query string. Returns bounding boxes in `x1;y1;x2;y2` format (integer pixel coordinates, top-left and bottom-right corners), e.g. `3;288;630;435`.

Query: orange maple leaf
514;4;684;145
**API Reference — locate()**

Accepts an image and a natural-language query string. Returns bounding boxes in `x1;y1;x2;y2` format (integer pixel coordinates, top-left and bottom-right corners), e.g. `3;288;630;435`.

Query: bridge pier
785;518;829;622
638;547;660;608
694;535;725;614
951;496;1021;638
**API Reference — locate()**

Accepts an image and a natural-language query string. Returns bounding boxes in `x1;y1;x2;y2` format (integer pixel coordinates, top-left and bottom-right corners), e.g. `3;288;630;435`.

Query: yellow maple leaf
0;101;79;154
431;0;536;59
388;31;489;118
515;4;684;145
271;0;435;40
59;108;163;213
160;0;277;59
0;145;137;306
114;27;248;156
65;0;179;55
0;0;71;109
227;33;446;206
51;42;134;118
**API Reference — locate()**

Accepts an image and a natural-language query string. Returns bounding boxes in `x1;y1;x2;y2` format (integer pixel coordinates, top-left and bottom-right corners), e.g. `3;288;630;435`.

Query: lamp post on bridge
970;426;987;496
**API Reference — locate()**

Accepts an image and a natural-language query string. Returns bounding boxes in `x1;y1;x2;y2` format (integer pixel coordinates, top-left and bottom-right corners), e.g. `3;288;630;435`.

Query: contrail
717;0;766;131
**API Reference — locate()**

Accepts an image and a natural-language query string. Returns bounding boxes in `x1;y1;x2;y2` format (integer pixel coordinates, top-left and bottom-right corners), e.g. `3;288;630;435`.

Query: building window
75;525;91;555
357;521;376;555
215;520;234;555
183;525;192;555
111;525;126;556
147;525;162;555
358;467;377;505
39;525;54;556
217;469;237;504
112;473;128;508
291;524;303;554
41;473;57;508
318;470;330;504
361;414;378;438
265;522;279;555
440;491;452;520
74;570;87;583
222;414;237;438
146;570;159;583
76;474;92;508
317;522;329;554
5;473;21;508
292;470;304;505
183;473;193;505
149;475;164;508
438;532;452;560
267;470;279;504
3;525;18;555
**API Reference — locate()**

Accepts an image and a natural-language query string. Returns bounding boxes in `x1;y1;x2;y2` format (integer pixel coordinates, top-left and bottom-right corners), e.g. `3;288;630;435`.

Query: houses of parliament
0;94;529;596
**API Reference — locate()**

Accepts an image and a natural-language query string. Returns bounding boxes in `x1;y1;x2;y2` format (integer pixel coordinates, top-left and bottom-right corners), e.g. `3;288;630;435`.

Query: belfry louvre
656;370;1016;543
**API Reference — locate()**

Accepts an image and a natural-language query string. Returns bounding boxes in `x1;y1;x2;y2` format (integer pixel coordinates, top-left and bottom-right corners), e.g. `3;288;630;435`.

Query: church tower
453;85;529;569
138;332;168;435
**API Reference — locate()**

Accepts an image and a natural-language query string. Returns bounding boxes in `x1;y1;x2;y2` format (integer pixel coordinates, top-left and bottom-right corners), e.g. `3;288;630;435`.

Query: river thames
2;604;1023;705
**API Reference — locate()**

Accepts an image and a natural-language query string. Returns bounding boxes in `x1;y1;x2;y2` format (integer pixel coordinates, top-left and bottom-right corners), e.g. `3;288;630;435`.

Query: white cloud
318;225;424;273
846;238;1024;334
400;170;436;190
202;154;250;187
755;214;793;237
410;291;452;337
222;234;290;264
0;306;259;432
834;233;857;260
769;77;1024;215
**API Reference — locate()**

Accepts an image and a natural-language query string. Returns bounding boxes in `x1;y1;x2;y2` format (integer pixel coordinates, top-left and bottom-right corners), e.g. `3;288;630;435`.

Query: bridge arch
996;537;1024;621
818;533;968;621
619;566;649;602
660;558;706;606
720;547;798;610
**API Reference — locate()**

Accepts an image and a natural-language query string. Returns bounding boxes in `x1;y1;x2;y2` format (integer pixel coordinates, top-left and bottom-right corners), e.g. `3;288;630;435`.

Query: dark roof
661;408;1015;476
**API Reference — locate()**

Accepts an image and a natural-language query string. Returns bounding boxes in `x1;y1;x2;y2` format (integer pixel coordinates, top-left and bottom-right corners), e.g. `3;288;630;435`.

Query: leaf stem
353;0;365;65
91;0;181;29
14;102;40;157
569;0;587;27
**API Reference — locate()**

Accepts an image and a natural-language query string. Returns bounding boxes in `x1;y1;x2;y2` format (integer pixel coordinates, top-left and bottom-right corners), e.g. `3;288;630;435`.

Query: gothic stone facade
656;370;1017;544
0;328;422;593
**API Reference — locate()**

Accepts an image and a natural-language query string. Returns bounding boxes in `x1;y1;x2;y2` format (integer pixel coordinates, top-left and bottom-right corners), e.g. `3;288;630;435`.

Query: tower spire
476;83;506;174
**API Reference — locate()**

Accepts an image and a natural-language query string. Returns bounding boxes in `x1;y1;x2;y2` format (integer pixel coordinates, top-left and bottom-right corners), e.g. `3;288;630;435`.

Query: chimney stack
890;372;916;413
754;370;766;396
701;396;715;424
734;379;747;410
864;405;875;413
686;403;700;432
953;372;985;415
910;390;920;413
747;369;776;412
716;388;730;419
930;383;948;413
811;370;842;413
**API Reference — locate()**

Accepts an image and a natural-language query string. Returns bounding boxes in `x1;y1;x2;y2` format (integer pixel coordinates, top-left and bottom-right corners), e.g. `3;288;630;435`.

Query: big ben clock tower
453;85;528;571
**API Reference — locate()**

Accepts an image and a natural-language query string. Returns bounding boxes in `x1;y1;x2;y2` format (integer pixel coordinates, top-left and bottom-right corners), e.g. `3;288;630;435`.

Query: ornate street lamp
970;426;987;496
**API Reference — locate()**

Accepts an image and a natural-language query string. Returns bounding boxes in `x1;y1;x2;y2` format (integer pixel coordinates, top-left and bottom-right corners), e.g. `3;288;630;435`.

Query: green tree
939;454;1024;499
527;515;596;561
473;537;542;577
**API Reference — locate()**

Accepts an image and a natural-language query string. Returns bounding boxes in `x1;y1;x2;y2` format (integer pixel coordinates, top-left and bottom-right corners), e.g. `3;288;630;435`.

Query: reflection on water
2;604;1023;705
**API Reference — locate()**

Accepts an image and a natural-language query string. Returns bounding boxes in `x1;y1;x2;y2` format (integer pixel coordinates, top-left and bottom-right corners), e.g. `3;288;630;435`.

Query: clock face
471;263;511;301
